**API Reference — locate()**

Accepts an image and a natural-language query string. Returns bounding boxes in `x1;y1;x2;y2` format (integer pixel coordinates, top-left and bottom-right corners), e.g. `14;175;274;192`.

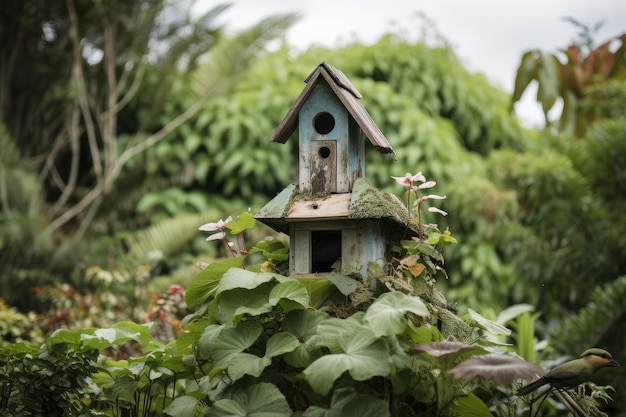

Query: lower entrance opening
311;230;342;273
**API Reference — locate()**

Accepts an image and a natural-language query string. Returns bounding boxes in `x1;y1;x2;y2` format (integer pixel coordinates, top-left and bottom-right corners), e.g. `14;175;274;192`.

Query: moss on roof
255;178;419;237
348;178;409;226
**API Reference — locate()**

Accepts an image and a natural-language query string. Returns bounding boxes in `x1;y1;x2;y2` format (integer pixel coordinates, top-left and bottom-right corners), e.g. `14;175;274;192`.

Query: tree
0;0;297;308
511;20;626;136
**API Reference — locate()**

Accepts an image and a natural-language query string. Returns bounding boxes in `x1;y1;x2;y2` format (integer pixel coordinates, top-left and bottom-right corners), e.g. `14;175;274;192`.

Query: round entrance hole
319;146;331;159
313;112;335;134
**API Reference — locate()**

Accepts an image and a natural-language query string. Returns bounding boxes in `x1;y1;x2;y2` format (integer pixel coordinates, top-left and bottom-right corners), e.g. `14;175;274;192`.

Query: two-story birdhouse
256;62;414;278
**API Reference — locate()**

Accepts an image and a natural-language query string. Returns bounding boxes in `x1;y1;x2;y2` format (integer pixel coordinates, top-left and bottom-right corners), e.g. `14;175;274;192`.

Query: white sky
204;0;626;126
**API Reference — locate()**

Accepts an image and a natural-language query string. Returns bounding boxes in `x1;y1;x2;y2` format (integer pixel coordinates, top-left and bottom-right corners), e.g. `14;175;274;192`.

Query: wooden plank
287;193;351;219
293;228;311;274
310;140;336;193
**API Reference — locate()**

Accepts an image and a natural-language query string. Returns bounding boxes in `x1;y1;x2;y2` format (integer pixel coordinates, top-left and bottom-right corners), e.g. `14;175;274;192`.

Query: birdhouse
256;62;414;278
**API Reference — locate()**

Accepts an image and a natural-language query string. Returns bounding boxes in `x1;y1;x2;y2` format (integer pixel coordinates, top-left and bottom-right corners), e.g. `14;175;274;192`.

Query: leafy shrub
0;300;42;347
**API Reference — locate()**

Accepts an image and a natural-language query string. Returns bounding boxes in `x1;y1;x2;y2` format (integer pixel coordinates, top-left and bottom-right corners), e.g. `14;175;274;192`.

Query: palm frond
191;13;300;97
125;211;218;261
550;275;626;355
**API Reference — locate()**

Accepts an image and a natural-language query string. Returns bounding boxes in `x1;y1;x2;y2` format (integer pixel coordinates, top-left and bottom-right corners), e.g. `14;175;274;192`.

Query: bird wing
546;366;583;380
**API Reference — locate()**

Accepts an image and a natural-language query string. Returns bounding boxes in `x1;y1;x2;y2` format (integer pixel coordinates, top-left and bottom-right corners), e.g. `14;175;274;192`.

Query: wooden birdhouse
256;62;414;278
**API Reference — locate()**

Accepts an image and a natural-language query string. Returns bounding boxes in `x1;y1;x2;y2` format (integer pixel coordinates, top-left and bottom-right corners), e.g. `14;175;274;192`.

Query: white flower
428;207;448;216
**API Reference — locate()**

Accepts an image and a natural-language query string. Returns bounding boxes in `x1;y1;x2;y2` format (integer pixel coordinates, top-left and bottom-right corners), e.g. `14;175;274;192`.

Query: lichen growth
349;178;414;229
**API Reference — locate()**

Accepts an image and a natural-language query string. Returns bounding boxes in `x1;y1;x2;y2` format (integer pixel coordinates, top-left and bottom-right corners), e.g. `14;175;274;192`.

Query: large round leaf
269;279;309;311
303;387;390;417
303;327;391;395
363;291;430;337
164;395;200;417
214;282;274;325
282;309;330;367
202;322;262;366
206;383;292;417
216;268;287;294
185;258;244;310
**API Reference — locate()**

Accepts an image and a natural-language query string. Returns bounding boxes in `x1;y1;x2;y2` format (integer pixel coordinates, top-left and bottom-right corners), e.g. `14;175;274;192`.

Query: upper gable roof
270;62;396;156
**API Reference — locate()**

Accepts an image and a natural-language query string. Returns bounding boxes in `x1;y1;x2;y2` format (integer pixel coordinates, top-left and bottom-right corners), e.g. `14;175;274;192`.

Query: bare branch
46;104;81;218
45;98;205;233
66;0;103;184
113;63;146;114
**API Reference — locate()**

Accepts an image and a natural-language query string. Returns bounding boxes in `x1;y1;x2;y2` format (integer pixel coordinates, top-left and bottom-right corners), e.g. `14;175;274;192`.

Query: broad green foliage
2;5;625;414
364;291;429;337
1;193;619;417
163;35;527;203
302;387;390;417
0;300;43;346
158;37;537;319
185;257;245;310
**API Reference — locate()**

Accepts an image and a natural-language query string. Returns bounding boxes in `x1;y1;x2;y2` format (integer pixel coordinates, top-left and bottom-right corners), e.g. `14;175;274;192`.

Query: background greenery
0;0;625;415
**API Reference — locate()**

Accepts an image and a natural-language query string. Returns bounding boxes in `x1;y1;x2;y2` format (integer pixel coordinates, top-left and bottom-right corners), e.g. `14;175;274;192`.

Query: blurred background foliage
0;0;625;407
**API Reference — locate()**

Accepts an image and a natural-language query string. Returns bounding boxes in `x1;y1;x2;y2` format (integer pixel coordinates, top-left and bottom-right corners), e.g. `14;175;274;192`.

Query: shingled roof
269;62;395;156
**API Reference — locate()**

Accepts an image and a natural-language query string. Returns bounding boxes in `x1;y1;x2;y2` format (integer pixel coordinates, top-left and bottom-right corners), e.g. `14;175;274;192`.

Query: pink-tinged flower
415;194;446;205
415;180;436;190
169;284;185;294
200;216;233;242
428;207;448;216
205;231;226;241
199;216;233;232
392;172;426;189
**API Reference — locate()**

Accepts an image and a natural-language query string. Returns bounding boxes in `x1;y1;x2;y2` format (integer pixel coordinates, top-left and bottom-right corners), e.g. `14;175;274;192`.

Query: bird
517;348;620;396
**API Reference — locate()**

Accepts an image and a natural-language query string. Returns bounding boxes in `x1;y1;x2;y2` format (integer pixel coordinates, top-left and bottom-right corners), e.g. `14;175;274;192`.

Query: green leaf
207;399;246;417
164;395;200;417
426;231;458;246
449;394;492;417
326;275;359;296
81;322;153;350
511;50;539;104
308;316;363;353
536;52;560;113
303;327;391;395
214;283;274;325
303;388;390;417
297;277;337;308
217;268;287;294
203;322;262;367
249;237;289;261
283;310;330;367
185;257;244;310
226;211;256;234
364;292;430;337
207;332;298;381
265;332;300;358
496;303;535;326
269;279;309;311
228;353;270;380
112;321;153;345
48;328;85;347
468;308;511;337
206;383;292;417
342;395;390;417
407;324;443;344
93;328;117;344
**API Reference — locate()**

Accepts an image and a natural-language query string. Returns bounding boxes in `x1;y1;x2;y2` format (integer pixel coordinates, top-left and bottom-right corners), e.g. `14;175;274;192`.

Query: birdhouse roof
255;178;413;235
270;62;395;156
